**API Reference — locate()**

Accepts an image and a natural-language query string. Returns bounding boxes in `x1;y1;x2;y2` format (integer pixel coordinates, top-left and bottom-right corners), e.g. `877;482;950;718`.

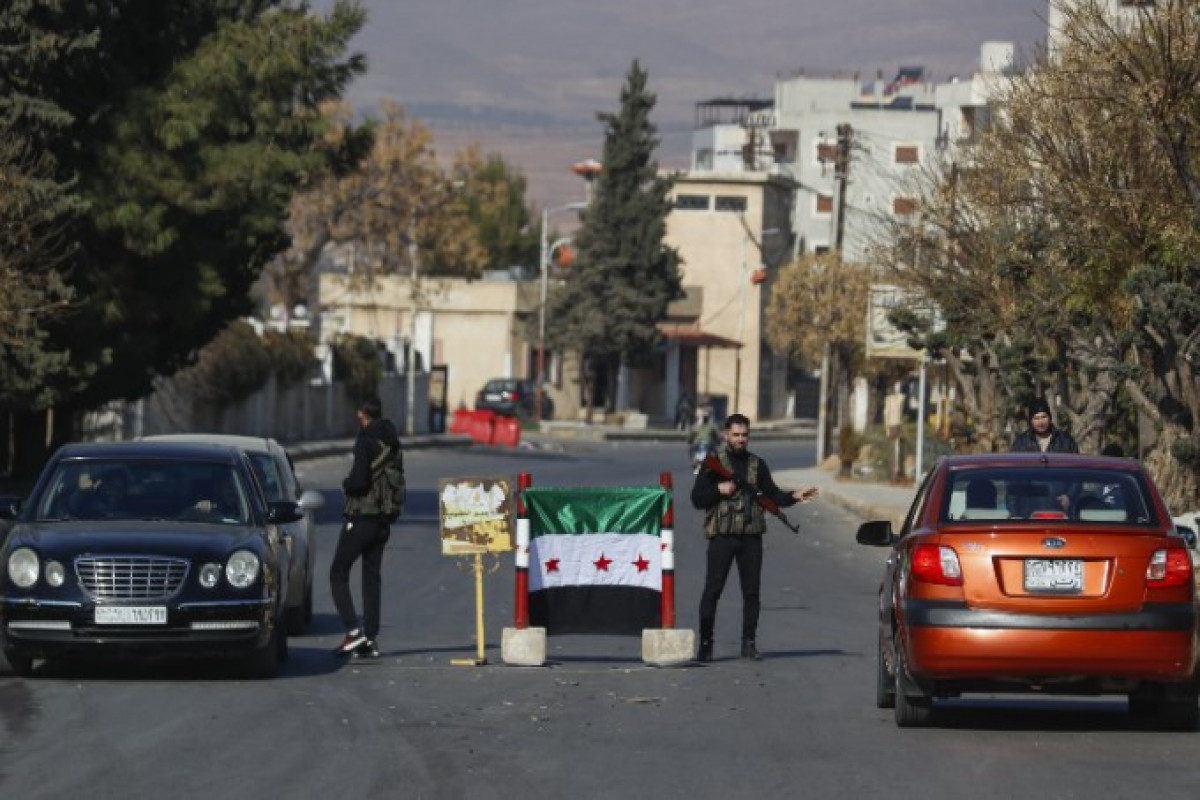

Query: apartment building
1048;0;1154;55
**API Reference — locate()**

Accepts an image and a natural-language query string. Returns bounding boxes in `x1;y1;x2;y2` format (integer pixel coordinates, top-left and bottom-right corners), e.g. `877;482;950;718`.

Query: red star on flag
633;555;650;573
545;558;560;573
593;553;612;571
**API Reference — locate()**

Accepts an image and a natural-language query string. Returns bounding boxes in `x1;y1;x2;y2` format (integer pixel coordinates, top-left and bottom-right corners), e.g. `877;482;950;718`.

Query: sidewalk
774;465;916;531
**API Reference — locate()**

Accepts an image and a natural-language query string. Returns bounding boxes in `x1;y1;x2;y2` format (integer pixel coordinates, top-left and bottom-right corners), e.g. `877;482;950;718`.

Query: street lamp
537;202;587;423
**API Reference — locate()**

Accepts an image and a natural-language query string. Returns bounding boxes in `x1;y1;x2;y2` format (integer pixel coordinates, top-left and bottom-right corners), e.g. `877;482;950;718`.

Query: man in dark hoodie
1010;398;1079;454
1010;397;1079;515
331;396;402;658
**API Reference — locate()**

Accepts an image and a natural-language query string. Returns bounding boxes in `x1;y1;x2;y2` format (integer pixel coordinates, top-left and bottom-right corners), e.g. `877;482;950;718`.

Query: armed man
690;413;818;663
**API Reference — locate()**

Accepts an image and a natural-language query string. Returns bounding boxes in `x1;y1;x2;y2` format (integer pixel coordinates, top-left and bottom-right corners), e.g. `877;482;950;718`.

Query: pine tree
547;60;682;414
0;1;366;475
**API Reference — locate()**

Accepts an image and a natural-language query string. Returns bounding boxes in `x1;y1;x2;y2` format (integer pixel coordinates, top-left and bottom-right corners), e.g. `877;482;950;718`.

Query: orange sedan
857;453;1199;729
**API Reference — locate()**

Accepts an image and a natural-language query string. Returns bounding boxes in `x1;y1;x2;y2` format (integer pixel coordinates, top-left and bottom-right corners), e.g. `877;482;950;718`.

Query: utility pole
834;123;852;253
818;123;852;464
406;223;419;437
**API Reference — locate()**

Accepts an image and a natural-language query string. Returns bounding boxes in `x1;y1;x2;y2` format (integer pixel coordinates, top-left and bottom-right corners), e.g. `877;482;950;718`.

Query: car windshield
940;467;1156;525
33;458;253;525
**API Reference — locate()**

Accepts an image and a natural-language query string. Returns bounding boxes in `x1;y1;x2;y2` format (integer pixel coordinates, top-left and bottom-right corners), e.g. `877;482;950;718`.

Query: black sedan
0;441;300;678
475;378;554;419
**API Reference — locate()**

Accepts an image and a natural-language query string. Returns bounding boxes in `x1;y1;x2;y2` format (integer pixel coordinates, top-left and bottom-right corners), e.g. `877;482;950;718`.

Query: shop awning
659;325;742;349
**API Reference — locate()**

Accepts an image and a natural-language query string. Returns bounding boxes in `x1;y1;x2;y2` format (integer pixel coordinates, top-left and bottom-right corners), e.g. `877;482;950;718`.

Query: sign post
438;477;515;666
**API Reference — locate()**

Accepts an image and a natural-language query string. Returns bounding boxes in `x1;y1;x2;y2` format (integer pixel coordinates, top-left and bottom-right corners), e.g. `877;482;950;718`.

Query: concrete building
1048;0;1150;55
664;171;796;422
769;67;942;263
315;251;563;419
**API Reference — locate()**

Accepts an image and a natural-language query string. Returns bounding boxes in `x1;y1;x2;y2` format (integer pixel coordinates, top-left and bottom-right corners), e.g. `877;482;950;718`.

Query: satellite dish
269;304;286;321
292;303;308;320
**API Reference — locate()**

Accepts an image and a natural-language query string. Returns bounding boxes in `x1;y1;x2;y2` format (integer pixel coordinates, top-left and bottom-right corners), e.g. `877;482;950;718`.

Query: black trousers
329;516;390;639
698;534;763;644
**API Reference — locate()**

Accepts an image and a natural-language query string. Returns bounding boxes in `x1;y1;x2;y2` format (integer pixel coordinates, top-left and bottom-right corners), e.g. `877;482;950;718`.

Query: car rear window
940;468;1157;525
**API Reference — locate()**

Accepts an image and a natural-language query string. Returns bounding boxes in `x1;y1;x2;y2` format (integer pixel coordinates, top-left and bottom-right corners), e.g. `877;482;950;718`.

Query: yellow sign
438;477;514;555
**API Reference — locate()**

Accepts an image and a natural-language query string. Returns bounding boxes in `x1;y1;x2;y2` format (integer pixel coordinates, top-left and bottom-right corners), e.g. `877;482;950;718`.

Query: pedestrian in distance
690;413;819;662
1010;397;1079;514
331;396;405;659
1010;398;1079;454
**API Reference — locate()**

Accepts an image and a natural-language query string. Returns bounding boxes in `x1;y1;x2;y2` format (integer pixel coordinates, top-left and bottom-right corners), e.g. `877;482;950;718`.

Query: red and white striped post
514;472;532;629
659;471;676;629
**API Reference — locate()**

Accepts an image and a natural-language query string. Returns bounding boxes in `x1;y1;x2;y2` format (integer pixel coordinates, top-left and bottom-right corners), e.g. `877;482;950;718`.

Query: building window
815;193;834;216
675;194;710;211
894;145;920;165
714;196;747;212
813;244;831;256
893;197;918;216
816;142;839;165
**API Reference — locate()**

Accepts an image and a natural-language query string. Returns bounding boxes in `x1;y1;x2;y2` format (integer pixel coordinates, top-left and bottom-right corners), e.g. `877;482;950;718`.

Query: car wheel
287;585;309;635
893;646;933;727
876;633;896;709
1157;682;1199;732
303;579;313;625
245;619;284;679
3;649;35;678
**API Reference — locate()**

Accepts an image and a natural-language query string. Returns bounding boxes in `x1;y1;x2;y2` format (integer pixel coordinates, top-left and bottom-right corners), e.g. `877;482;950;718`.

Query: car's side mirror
0;495;21;521
267;501;304;524
298;489;325;512
1177;524;1197;550
856;520;895;546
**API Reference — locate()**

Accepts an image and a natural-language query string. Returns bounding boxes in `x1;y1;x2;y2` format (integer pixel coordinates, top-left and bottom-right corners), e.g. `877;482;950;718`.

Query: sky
311;0;1051;205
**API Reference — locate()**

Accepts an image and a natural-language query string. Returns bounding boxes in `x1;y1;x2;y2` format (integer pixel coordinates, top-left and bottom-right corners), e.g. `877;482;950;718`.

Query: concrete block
642;628;696;667
501;626;546;666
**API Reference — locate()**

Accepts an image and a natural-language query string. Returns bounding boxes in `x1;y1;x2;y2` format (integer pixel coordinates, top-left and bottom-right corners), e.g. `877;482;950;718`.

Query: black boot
697;640;714;663
740;640;762;661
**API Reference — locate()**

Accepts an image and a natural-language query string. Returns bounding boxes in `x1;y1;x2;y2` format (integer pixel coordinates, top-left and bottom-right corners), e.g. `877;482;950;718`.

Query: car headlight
7;547;39;589
199;562;222;589
225;550;260;589
44;560;65;588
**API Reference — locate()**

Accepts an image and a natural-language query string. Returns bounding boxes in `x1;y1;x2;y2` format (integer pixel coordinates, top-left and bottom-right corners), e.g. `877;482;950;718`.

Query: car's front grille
75;556;190;600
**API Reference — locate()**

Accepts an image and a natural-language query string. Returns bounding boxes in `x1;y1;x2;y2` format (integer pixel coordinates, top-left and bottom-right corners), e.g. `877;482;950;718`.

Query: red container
469;410;496;445
450;410;475;436
492;416;521;448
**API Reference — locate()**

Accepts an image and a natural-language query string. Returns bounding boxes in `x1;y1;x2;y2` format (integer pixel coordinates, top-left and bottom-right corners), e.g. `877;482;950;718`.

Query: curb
287;434;473;462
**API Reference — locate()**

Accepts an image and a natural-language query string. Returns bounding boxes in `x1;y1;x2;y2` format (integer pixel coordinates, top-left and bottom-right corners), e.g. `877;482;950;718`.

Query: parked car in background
144;434;324;634
0;441;298;678
857;453;1200;729
475;378;554;420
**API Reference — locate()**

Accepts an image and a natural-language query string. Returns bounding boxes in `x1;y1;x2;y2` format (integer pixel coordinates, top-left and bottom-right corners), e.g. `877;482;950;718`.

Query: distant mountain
312;0;1049;204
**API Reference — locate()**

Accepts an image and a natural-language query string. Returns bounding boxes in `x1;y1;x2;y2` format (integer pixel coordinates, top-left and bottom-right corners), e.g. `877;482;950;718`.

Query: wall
83;373;429;443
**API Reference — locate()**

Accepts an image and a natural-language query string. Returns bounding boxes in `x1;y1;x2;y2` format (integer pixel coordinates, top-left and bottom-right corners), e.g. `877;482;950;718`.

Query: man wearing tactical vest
331;396;403;659
691;413;819;662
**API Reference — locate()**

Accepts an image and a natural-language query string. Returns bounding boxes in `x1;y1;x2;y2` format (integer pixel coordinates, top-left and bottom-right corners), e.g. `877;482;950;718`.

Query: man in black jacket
331;397;402;658
691;413;818;662
1010;398;1079;454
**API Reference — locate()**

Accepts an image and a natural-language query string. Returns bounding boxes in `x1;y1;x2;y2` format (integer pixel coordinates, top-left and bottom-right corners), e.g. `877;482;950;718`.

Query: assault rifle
700;453;801;534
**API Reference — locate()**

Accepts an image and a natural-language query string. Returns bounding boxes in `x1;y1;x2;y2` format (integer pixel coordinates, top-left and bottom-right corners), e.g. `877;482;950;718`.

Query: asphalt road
2;440;1200;800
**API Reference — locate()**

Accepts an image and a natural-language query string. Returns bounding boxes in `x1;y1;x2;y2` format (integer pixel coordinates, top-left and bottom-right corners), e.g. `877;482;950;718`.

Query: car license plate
1024;559;1083;593
95;606;168;625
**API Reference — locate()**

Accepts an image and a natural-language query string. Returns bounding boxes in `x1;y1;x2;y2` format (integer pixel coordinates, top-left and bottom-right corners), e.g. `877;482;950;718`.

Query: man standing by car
1010;397;1079;514
331;397;403;659
691;413;819;662
1010;398;1079;454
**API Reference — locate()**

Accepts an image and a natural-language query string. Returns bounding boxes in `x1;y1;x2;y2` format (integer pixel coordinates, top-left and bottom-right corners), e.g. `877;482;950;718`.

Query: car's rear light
1031;510;1068;520
1146;547;1192;589
911;543;963;586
